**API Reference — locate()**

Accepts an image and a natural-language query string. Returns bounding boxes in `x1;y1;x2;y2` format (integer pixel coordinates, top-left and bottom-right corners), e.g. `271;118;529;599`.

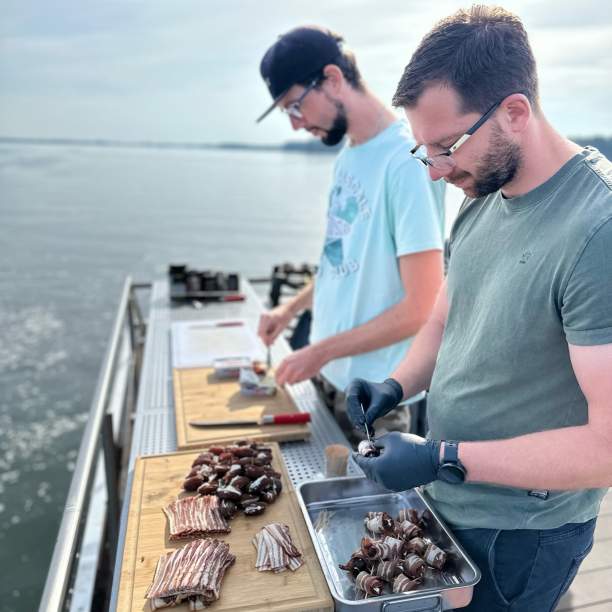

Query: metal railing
39;278;150;612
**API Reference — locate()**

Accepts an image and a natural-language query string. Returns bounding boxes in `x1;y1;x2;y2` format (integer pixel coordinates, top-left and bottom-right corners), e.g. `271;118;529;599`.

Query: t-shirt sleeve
387;159;444;257
563;216;612;345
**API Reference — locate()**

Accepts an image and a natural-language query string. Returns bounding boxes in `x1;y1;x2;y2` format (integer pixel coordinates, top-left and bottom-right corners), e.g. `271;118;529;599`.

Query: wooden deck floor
556;491;612;611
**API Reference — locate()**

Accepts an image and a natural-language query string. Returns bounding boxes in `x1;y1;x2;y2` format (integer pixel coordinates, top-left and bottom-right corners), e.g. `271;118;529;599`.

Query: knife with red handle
189;413;311;427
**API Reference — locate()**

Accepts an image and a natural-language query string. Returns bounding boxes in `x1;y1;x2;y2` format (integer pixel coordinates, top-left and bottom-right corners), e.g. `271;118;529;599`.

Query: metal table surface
109;278;359;610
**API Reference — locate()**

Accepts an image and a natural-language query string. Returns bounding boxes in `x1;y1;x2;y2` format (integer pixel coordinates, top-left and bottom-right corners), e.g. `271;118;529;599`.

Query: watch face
439;463;466;484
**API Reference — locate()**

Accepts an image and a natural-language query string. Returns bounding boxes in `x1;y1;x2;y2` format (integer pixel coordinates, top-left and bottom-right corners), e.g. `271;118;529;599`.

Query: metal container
297;477;481;611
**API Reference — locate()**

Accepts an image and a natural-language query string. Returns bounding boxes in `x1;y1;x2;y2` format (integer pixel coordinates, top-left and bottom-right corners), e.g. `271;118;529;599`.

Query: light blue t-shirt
311;120;444;391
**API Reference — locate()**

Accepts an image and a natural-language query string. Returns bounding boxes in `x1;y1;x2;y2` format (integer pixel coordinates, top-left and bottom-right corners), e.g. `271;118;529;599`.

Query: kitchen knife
189;412;311;427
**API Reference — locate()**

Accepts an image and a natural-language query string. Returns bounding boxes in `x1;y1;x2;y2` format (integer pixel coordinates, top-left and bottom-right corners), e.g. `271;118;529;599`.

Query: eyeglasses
280;78;321;120
410;96;506;174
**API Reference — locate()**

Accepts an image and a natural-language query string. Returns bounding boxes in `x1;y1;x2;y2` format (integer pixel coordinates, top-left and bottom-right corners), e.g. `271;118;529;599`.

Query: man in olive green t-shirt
346;7;612;612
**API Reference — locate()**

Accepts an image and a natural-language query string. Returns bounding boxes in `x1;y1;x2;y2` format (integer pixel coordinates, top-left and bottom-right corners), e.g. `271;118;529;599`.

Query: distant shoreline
0;136;340;155
0;135;610;159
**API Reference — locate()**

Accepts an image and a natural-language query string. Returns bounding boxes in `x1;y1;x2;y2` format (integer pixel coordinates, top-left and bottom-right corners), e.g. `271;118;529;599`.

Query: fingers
267;324;282;345
274;355;308;386
352;452;371;471
365;410;378;429
274;357;289;385
257;313;283;346
345;378;368;431
364;396;386;427
352;452;380;483
257;314;273;345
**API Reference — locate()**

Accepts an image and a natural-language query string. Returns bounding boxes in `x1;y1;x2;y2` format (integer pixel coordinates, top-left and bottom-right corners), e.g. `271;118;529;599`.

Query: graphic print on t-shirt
322;170;371;278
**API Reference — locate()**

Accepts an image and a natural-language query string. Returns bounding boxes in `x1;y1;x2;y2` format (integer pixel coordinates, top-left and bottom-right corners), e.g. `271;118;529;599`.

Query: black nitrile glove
352;432;441;492
345;377;404;435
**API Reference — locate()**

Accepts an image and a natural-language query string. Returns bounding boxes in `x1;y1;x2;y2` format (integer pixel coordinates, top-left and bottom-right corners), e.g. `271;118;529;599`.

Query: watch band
443;440;460;464
438;440;466;484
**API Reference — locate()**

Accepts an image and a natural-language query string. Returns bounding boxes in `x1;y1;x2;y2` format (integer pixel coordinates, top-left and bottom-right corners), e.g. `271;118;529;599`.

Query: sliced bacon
253;522;303;573
145;538;235;609
163;495;230;540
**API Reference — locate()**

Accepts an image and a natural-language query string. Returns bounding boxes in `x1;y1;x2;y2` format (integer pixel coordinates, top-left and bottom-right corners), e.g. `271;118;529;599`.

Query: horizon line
0;135;341;153
1;134;610;153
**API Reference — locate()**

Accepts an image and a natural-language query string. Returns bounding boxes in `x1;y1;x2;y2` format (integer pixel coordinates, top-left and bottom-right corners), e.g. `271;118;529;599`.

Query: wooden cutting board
173;368;310;449
116;444;333;612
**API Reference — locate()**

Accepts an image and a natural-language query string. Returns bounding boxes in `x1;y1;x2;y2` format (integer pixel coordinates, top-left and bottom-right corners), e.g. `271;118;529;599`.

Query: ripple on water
0;307;64;372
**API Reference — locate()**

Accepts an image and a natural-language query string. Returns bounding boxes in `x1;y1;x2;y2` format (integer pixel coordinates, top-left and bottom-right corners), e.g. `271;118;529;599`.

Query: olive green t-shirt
425;147;612;529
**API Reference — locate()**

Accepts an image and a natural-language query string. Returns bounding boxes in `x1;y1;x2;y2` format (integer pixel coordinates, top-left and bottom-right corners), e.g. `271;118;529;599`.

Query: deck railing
39;278;149;612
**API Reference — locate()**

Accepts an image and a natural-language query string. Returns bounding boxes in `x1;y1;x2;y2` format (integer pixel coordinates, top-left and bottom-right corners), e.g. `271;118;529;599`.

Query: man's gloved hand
346;378;404;435
352;432;441;492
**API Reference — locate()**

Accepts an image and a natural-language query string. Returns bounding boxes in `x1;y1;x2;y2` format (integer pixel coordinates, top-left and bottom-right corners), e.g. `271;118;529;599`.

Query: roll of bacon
360;537;386;561
395;519;422;540
404;536;427;556
380;536;405;560
402;553;426;579
364;511;394;535
393;573;422;593
338;552;370;578
355;571;385;596
397;508;422;525
338;551;372;578
374;559;402;582
423;543;447;569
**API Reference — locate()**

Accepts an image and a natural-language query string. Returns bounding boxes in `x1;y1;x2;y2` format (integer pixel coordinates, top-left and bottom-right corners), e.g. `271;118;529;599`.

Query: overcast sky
1;0;611;144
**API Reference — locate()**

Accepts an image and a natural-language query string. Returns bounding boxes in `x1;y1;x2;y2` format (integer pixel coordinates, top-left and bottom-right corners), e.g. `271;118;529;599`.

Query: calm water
0;144;334;611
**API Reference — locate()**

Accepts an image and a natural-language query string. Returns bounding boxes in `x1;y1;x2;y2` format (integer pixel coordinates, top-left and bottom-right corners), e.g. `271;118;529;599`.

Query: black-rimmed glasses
410;97;505;173
279;78;321;120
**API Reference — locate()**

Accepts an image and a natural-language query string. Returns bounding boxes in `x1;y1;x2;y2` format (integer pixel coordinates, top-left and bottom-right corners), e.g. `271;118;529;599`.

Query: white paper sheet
171;319;265;369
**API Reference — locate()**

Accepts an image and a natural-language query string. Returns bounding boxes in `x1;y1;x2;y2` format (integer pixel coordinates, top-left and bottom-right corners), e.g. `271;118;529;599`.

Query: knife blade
189;412;311;427
361;402;373;443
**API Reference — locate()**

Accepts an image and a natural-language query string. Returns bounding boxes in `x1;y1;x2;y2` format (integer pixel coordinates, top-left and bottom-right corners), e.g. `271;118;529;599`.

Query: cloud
0;0;611;142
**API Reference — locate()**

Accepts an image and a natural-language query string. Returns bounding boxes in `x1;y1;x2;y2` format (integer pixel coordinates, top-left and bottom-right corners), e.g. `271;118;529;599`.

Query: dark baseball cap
256;26;343;123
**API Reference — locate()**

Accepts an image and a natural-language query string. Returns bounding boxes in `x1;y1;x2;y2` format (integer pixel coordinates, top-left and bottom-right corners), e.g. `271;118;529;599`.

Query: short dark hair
297;31;364;91
392;5;539;114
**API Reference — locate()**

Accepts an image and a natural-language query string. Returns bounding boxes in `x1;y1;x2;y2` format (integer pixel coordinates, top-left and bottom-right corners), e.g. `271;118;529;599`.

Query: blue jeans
452;517;596;611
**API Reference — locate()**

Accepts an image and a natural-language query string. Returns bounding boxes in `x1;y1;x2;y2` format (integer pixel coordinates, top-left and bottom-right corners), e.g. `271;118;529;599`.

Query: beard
450;123;522;198
472;124;522;197
320;100;348;147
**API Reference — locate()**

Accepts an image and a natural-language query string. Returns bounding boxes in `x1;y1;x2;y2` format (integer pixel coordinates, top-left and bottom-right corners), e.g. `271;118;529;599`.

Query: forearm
315;296;429;366
460;410;612;490
283;282;314;316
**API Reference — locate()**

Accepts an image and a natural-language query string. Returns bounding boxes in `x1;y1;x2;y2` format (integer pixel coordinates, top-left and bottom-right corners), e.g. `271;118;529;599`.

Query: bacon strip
253;522;303;573
163;495;230;540
145;538;235;609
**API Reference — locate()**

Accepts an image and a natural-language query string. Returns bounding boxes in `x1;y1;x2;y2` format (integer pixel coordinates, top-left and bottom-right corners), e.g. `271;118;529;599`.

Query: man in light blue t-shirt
255;26;444;442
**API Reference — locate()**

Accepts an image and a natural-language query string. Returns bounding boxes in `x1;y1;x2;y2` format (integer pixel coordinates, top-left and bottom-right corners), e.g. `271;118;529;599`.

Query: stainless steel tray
297;477;480;611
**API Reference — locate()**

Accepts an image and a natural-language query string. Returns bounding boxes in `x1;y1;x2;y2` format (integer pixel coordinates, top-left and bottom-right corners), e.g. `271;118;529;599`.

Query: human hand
353;432;441;491
257;305;293;346
275;344;328;386
345;378;404;435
